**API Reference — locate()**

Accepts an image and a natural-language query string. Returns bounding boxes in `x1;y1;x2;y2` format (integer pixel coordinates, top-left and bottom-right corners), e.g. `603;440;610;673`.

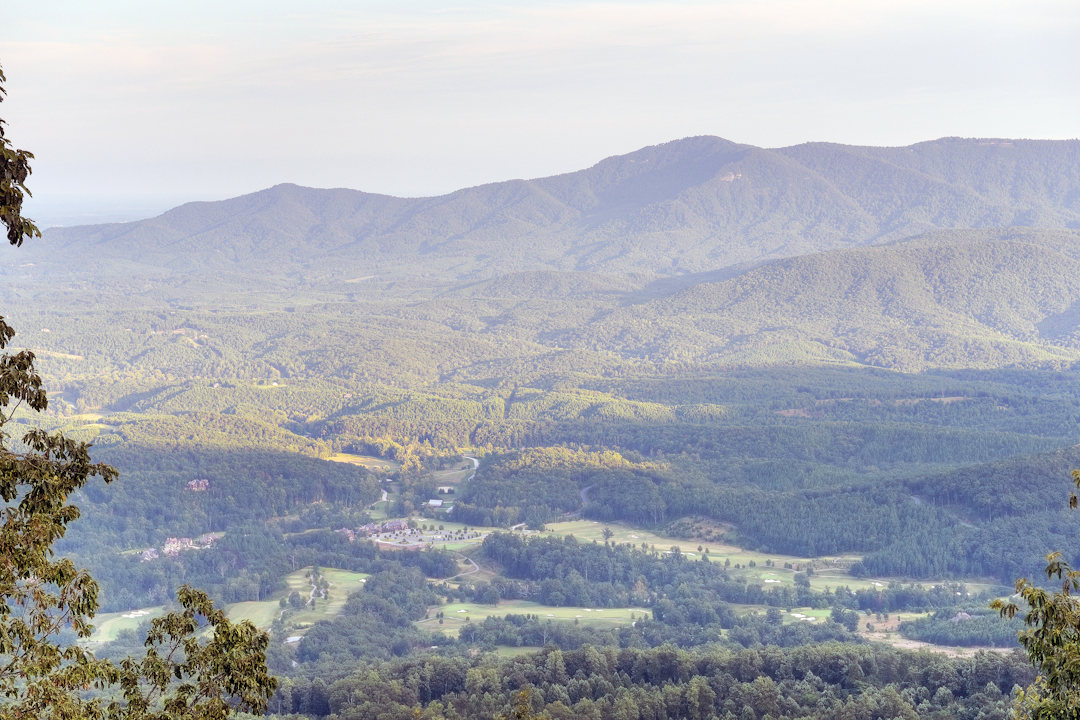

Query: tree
993;469;1080;719
0;62;276;719
0;65;39;246
498;689;541;720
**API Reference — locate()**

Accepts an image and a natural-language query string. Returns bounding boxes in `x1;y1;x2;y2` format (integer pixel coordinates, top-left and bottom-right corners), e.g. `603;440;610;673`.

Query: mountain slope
550;228;1080;371
10;136;1080;282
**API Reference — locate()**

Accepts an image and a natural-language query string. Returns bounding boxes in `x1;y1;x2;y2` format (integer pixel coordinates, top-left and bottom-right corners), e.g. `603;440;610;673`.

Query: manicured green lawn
415;599;648;637
86;606;166;643
494;645;543;657
227;600;282;628
229;566;372;632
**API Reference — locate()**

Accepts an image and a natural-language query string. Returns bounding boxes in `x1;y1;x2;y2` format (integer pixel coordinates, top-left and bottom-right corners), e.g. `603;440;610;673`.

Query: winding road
448;555;480;580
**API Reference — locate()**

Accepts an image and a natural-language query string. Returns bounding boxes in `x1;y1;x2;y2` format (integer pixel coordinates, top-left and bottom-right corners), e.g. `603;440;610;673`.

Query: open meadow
541;519;998;595
415;599;649;637
225;566;371;633
86;606;167;643
328;452;401;472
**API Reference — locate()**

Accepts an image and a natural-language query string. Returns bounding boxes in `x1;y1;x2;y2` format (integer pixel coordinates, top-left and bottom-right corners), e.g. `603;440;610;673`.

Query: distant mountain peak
13;135;1080;282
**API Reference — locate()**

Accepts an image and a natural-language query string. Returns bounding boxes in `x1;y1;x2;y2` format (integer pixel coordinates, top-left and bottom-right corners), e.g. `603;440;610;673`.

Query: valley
5;135;1080;718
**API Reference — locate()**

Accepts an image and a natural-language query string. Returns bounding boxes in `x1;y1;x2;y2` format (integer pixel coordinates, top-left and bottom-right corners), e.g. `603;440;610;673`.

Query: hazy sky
2;1;1078;224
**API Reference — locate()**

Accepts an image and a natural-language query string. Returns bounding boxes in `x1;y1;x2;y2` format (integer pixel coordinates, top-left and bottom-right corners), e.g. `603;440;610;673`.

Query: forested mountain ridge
6;134;1080;634
551;228;1080;371
10;136;1080;282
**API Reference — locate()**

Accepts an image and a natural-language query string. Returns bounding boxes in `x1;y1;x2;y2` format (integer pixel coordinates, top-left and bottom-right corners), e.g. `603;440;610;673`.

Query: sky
2;0;1078;226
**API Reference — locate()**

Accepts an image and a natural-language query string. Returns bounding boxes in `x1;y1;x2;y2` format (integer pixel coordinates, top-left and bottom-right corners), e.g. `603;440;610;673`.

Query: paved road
448;555;480;580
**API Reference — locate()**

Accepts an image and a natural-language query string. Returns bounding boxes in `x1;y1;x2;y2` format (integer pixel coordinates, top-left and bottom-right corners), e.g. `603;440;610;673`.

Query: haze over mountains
11;135;1080;282
7;134;1080;374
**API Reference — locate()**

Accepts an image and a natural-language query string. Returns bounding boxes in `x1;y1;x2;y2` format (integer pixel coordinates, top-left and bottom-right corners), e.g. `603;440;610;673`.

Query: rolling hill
547;228;1080;371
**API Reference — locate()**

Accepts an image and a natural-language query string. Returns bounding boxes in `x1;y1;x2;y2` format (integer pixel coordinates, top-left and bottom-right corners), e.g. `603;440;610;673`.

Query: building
428;499;443;508
163;537;194;555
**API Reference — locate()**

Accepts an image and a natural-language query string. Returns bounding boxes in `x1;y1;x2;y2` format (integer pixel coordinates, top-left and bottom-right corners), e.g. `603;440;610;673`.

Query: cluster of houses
186;478;210;491
140;533;217;561
362;519;409;534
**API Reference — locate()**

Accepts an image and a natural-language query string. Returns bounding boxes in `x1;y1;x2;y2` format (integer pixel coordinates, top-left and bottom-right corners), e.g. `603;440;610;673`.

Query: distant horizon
24;132;1080;229
4;1;1076;212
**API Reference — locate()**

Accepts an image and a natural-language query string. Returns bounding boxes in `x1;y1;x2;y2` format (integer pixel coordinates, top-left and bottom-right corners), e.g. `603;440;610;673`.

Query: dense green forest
278;639;1036;719
8;250;1080;592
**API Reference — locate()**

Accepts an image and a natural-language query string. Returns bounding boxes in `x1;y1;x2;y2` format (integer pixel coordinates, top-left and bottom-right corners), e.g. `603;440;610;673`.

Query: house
335;528;356;541
198;533;216;545
186;478;210;491
382;519;408;532
163;537;194;556
428;499;443;508
140;549;159;561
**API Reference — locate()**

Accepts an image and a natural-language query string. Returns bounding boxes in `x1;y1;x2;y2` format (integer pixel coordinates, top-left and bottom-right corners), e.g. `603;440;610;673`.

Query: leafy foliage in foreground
0;312;277;717
989;470;1080;719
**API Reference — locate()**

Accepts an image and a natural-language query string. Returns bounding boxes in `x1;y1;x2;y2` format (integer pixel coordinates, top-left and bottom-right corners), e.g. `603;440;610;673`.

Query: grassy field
328;452;401;472
367;497;391;520
494;645;544;657
853;611;1013;658
86;606;167;643
218;567;371;634
416;599;649;637
431;464;473;486
414;594;935;643
541;519;997;595
227;600;284;628
545;519;830;564
88;566;372;644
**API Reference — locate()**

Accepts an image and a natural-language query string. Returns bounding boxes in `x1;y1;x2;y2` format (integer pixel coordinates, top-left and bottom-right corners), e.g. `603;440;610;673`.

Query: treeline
278;641;1035;719
454;610;860;656
477;533;978;619
454;444;1080;583
470;419;1066;469
899;609;1025;648
296;566;444;666
451;448;665;527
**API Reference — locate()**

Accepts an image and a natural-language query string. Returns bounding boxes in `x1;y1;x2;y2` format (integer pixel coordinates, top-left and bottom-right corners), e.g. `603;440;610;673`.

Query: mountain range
8;135;1080;282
